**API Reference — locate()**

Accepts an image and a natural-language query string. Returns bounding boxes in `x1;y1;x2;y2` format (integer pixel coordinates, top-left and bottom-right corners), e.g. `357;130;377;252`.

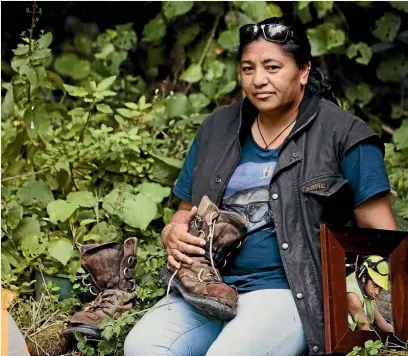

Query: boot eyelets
128;279;136;292
127;256;137;266
82;275;92;286
123;267;134;278
89;286;99;296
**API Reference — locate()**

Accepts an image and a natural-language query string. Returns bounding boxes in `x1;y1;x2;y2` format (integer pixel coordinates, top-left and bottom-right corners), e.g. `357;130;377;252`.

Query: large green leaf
44;71;65;90
63;84;88;97
17;180;54;208
218;30;239;52
234;1;267;22
266;3;283;17
346;42;372;65
12;217;41;244
216;81;237;98
143;16;166;42
37;32;53;49
345;83;374;107
89;222;120;243
177;24;200;46
96;76;117;91
188;93;211;114
23;105;50;142
21;233;47;258
122;193;157;230
180;64;203;83
307;23;346;56
5;204;23;229
389;1;408;13
205;60;225;81
376;54;408;83
163;1;194;20
54;53;91;80
1;84;14;119
47;200;78;224
138;182;171;203
47;238;73;265
166;93;188;118
313;1;334;18
66;191;98;208
372;12;401;42
225;11;254;30
394;121;408;150
96;104;113;114
102;189;157;230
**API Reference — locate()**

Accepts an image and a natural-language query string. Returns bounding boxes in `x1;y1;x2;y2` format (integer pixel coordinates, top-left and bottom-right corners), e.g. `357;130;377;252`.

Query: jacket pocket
301;174;354;225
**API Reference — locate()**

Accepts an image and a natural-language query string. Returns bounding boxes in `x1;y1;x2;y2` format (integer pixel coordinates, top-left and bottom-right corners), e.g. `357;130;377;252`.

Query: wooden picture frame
321;224;408;354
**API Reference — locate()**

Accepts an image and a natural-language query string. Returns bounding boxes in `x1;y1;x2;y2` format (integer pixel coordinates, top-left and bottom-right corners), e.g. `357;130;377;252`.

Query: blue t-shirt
173;135;390;293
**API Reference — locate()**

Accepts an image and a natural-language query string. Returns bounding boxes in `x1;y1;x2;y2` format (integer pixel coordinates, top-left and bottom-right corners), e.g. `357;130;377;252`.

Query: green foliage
347;340;383;356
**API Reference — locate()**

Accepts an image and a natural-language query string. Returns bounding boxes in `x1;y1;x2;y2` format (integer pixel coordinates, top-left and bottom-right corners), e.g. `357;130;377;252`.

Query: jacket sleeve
339;116;385;160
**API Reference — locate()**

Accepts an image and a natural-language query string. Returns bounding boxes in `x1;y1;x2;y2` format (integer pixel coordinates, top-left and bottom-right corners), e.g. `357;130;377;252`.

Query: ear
300;61;311;86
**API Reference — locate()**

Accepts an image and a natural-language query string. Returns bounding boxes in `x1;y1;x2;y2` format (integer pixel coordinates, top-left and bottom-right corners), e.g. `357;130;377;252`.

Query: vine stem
184;14;221;95
79;100;95;141
1;168;50;182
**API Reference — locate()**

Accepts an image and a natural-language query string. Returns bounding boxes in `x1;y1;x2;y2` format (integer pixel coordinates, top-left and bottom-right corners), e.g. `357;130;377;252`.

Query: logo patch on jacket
303;182;326;192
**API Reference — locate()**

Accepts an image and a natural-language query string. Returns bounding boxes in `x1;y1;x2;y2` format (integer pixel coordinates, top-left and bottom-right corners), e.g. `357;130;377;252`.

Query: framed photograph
320;225;408;354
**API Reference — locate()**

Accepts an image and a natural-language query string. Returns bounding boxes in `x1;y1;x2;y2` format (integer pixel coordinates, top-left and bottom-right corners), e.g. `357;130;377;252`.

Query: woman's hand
162;206;207;270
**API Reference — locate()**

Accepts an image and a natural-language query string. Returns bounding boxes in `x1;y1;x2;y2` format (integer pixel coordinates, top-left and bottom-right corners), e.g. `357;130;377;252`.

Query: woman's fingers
171;249;194;265
167;255;181;270
178;231;206;247
176;240;205;256
188;206;198;221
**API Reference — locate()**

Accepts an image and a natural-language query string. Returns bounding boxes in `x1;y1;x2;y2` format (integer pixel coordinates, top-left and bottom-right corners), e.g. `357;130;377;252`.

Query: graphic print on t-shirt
223;161;277;233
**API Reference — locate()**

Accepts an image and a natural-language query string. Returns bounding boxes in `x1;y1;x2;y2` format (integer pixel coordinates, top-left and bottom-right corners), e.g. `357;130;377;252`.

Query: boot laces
166;212;219;310
85;290;116;312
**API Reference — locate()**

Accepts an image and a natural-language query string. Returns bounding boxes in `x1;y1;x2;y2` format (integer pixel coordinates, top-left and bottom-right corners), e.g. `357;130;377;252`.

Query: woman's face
239;38;309;114
363;276;382;300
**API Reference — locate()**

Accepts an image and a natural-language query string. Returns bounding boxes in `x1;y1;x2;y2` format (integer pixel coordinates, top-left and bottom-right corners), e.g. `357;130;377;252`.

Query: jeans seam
262;326;304;356
165;320;214;356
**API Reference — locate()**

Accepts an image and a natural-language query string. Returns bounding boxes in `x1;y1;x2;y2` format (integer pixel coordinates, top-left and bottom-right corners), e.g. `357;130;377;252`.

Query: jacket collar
238;90;321;144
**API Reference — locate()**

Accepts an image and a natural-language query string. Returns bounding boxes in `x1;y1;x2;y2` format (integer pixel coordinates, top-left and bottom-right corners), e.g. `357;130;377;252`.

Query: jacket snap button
271;193;279;200
282;243;289;250
216;178;221;184
313;346;319;353
293;152;299;158
296;293;303;299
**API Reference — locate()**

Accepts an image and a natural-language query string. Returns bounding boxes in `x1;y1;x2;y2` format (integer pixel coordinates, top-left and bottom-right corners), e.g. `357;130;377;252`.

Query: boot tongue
81;243;122;290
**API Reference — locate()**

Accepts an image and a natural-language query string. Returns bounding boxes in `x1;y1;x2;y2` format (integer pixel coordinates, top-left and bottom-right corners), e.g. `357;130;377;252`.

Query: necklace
256;114;297;149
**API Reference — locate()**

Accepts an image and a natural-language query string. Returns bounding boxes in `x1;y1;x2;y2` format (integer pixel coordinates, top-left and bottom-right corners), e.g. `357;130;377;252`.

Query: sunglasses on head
239;23;292;44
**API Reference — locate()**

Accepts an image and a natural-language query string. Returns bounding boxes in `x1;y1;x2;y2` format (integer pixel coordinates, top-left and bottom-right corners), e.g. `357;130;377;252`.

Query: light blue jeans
124;289;307;356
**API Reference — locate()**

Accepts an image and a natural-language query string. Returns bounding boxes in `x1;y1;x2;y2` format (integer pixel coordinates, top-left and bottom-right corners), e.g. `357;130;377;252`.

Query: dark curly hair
236;17;337;104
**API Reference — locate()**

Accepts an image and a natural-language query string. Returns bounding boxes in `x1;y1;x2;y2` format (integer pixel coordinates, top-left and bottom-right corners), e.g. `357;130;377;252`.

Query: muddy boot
160;196;247;320
63;237;138;340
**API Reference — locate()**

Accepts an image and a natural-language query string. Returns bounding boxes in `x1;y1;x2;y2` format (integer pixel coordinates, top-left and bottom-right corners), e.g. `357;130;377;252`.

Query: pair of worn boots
64;195;247;340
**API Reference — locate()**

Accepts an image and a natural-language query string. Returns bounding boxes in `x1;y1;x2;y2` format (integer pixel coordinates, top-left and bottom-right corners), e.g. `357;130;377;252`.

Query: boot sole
62;325;102;341
159;268;235;321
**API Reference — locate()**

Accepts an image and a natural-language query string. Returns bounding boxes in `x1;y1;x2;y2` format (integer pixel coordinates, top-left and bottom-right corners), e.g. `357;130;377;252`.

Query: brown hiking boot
160;196;247;320
63;237;138;340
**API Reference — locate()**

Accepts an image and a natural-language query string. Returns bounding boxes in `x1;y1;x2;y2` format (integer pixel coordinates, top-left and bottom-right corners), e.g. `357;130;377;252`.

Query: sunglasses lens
240;24;259;41
263;24;289;42
376;261;389;276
